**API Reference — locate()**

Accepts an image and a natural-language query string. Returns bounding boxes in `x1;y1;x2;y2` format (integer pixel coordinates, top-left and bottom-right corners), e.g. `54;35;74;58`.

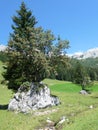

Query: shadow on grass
0;104;8;110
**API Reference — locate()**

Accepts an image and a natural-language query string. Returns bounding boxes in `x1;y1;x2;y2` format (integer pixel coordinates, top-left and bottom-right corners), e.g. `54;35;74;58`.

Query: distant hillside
71;48;98;59
0;45;7;62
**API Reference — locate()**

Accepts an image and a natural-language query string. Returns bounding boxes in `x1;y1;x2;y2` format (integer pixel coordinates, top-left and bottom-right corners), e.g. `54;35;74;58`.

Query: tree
4;2;50;90
35;27;55;55
0;51;8;63
72;61;92;90
49;36;70;80
4;2;70;91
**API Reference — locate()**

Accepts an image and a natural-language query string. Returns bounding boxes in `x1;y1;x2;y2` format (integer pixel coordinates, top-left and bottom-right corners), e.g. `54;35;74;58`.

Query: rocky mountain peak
71;48;98;59
0;44;7;51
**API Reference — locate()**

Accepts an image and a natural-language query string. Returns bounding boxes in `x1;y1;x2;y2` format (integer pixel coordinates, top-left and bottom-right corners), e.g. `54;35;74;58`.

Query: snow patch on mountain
70;48;98;59
0;45;7;51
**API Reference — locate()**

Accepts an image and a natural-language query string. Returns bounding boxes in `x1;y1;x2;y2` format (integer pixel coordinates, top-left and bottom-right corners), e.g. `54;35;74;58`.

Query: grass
0;63;98;129
43;79;82;92
62;107;98;130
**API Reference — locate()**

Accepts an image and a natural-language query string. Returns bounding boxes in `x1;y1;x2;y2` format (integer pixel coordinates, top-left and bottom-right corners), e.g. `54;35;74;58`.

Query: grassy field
0;62;98;130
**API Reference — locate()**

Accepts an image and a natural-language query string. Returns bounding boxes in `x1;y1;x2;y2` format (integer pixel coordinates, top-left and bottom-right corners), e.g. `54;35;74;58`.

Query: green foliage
0;51;8;62
72;61;93;90
35;28;55;55
54;35;70;55
3;2;51;90
64;57;98;83
3;2;70;91
49;55;71;80
19;81;31;92
81;57;98;81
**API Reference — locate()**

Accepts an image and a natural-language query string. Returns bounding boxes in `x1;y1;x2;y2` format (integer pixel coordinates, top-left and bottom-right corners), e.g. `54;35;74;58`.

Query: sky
0;0;98;54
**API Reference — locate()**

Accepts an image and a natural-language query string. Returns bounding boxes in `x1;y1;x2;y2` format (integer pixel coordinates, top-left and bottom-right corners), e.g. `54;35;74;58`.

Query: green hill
0;62;98;130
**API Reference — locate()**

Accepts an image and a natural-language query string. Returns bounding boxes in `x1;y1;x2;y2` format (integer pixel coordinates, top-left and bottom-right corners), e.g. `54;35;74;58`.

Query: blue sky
0;0;98;54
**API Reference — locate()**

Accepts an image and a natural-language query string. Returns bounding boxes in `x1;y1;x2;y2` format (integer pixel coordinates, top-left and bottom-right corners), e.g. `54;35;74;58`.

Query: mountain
0;44;98;59
0;44;7;51
70;48;98;59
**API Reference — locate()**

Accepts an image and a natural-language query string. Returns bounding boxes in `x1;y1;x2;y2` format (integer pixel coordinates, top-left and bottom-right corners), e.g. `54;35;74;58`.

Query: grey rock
8;82;60;113
79;90;88;95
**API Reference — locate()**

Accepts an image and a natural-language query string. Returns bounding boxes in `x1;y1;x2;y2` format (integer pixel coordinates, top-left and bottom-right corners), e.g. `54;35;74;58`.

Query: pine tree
4;2;49;90
3;2;70;91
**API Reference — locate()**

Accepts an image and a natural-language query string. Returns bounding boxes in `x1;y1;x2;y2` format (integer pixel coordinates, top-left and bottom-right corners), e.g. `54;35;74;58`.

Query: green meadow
0;62;98;130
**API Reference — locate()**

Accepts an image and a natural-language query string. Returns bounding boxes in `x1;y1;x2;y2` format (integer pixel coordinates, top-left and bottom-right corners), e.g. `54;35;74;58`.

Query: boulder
8;82;60;113
79;90;88;95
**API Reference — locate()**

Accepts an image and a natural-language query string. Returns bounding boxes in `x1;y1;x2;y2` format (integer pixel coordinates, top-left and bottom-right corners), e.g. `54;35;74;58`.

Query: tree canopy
4;2;69;90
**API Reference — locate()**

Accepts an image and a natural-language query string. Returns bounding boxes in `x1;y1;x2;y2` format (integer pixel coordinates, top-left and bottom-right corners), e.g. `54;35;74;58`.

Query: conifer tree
4;2;70;91
4;2;49;90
